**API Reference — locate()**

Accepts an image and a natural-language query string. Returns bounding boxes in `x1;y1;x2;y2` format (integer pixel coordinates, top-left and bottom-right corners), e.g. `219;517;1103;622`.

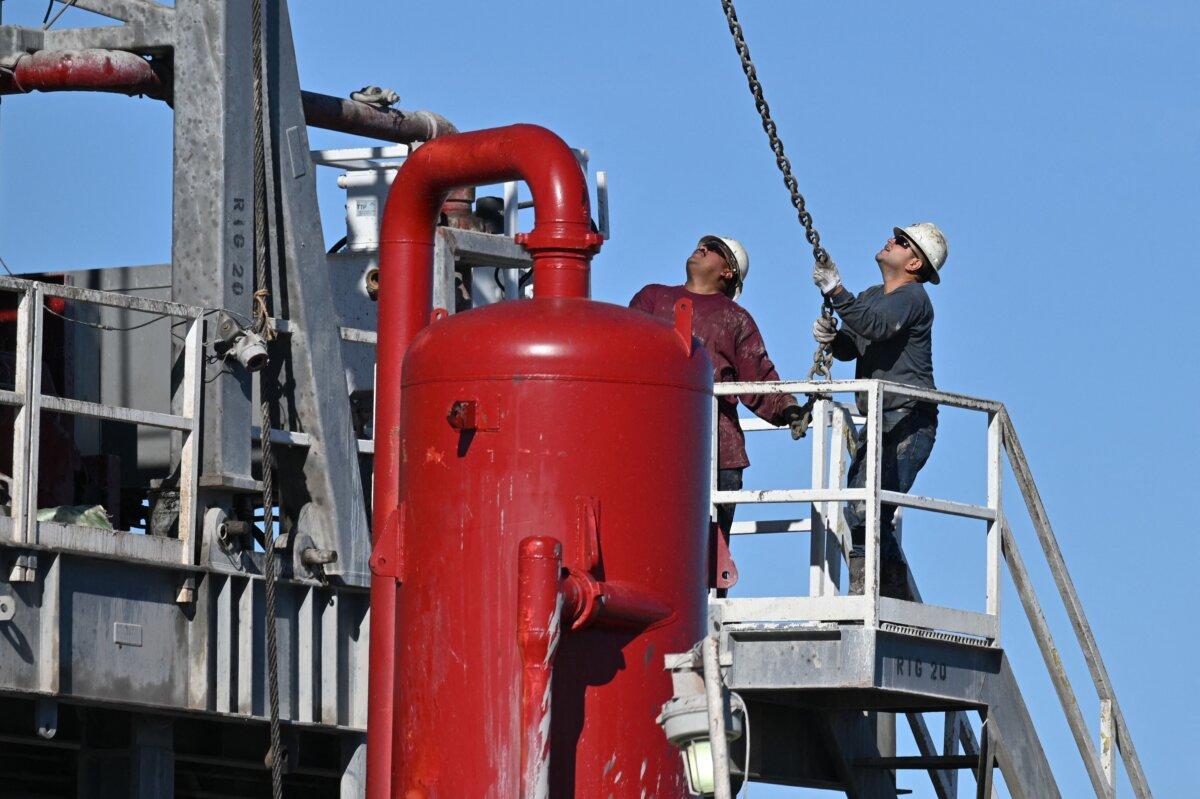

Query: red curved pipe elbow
367;124;602;799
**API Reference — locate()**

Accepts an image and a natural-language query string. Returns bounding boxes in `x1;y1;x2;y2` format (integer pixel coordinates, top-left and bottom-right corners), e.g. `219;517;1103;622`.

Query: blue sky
1;1;1196;796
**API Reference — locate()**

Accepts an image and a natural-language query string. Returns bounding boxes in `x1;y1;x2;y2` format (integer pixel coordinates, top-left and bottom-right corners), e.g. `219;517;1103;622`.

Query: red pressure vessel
393;294;712;797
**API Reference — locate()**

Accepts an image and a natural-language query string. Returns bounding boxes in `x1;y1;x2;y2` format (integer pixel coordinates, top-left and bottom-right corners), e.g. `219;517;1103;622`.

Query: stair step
855;755;979;770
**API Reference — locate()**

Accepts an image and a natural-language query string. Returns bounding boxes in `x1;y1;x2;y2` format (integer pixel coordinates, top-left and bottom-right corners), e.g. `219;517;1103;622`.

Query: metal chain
718;0;834;382
250;1;283;796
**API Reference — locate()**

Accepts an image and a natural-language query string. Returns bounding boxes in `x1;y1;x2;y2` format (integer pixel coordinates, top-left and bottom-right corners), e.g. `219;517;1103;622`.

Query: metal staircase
664;379;1152;798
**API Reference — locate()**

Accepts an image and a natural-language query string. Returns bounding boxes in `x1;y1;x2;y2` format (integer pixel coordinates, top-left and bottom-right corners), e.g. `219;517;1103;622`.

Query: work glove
777;404;814;441
812;315;838;345
812;258;842;295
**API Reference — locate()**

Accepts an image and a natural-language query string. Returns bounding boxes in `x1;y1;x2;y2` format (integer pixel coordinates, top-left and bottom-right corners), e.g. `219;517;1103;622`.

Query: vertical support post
864;383;883;626
12;283;44;553
986;411;1003;638
500;180;521;298
171;0;255;488
809;399;829;596
36;552;60;694
341;734;367;799
178;316;204;574
827;405;850;595
215;575;233;712
503;181;519;235
975;711;995;799
320;590;341;725
237;575;256;716
943;711;961;797
130;715;175;799
258;0;372;580
297;584;315;724
702;635;733;799
710;394;720;525
1100;698;1116;795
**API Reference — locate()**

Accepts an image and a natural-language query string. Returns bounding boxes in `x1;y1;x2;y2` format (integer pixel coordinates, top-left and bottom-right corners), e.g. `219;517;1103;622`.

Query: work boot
881;558;913;601
848;552;865;595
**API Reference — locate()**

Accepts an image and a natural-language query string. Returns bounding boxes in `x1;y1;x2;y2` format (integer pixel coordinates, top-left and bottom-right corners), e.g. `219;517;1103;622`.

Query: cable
42;0;78;30
250;0;283;794
45;305;168;332
730;691;751;797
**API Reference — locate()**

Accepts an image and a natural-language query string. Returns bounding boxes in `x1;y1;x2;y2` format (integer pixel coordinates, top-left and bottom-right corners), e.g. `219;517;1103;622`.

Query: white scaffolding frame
711;378;1151;798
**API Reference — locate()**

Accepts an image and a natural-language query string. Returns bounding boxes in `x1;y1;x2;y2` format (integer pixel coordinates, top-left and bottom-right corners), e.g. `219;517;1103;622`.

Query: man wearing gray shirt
812;222;948;599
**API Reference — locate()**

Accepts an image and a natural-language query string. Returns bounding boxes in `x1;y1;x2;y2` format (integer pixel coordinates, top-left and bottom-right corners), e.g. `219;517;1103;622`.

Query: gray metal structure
0;1;538;795
0;2;1149;798
662;380;1152;798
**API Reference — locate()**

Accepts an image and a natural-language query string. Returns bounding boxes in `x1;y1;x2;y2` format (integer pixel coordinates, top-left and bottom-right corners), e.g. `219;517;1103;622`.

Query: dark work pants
844;409;937;564
716;468;743;533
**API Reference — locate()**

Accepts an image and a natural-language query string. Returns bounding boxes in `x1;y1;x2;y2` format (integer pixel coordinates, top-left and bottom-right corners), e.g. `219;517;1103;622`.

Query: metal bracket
368;502;405;581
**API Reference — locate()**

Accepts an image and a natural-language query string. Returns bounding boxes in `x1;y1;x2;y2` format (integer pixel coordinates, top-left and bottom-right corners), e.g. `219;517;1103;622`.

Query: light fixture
658;694;743;796
215;312;270;373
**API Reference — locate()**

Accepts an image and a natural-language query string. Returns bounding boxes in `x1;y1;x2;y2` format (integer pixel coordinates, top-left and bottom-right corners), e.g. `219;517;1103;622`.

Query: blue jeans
844;408;937;563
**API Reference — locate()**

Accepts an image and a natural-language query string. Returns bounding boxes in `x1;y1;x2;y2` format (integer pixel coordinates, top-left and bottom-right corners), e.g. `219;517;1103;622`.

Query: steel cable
718;0;835;383
250;0;283;795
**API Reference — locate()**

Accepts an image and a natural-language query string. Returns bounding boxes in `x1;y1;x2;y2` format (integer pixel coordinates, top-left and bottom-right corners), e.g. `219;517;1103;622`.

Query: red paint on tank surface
369;124;710;798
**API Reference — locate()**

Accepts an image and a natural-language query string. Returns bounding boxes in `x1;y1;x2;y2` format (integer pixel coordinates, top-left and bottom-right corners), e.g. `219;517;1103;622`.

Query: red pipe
562;569;674;631
0;49;168;99
516;537;564;799
367;124;602;799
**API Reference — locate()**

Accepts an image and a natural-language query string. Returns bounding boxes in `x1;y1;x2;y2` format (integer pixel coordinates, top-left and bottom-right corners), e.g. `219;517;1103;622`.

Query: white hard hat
894;222;948;284
700;235;750;298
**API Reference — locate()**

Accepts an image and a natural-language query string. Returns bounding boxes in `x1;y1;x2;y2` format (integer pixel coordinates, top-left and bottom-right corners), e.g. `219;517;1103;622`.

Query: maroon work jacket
630;284;796;469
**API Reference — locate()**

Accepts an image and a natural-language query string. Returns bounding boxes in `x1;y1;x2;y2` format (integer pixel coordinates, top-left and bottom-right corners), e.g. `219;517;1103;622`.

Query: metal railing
0;276;206;593
712;378;1151;798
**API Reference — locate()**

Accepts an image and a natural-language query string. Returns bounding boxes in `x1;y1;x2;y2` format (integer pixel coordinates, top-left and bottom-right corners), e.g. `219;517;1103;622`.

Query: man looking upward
812;222;948;599
631;235;809;537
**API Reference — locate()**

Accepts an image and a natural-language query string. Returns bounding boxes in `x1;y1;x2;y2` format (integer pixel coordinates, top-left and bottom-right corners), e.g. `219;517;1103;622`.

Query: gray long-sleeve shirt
828;282;935;415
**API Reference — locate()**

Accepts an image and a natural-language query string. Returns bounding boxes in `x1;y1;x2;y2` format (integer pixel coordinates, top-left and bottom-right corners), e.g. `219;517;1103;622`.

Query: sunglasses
894;236;913;249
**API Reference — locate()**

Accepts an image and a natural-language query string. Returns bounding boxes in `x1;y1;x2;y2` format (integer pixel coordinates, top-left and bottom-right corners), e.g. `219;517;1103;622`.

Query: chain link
719;0;834;382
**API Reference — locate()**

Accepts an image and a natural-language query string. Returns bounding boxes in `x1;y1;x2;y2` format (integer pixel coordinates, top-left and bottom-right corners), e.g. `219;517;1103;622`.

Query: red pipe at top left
0;49;169;99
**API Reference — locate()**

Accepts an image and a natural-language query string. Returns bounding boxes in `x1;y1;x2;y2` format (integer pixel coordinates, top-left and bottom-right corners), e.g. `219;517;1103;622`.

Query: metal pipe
516;537;564;799
0;49;168;99
0;50;455;146
702;635;733;799
299;90;457;142
562;570;673;630
366;124;601;799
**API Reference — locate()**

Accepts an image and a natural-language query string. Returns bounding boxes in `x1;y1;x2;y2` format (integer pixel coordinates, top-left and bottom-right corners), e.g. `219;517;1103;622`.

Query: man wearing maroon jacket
630;235;808;536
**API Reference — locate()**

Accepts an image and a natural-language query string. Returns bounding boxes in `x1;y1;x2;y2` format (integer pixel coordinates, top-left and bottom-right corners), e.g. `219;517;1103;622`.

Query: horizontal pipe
562;570;673;630
0;49;167;99
299;90;458;143
0;50;457;146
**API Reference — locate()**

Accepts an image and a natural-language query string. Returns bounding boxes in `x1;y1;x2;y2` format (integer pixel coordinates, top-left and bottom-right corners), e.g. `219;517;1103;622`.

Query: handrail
0;279;205;599
712;378;1152;798
1000;409;1152;798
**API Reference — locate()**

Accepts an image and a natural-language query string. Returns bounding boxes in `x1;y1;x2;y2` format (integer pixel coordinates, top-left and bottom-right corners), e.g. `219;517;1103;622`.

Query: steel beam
257;0;370;581
170;0;256;488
